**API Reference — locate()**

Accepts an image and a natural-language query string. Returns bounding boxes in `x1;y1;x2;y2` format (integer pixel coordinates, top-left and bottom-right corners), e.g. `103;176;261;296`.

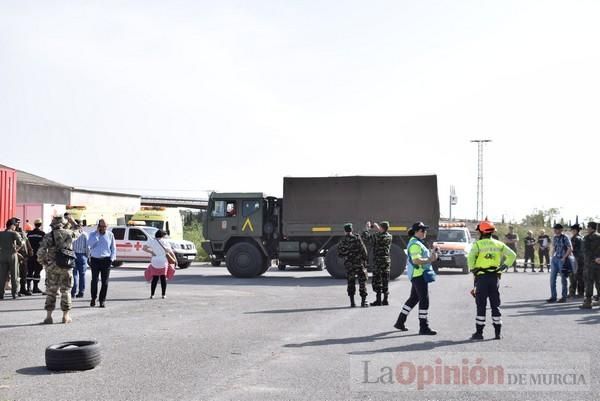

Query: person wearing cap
0;219;23;299
37;215;80;324
361;221;393;306
547;224;572;303
394;222;438;335
26;219;46;294
537;229;551;272
580;222;600;309
71;220;89;299
12;218;34;296
504;226;519;273
467;220;516;340
523;231;536;272
569;224;585;298
337;223;369;308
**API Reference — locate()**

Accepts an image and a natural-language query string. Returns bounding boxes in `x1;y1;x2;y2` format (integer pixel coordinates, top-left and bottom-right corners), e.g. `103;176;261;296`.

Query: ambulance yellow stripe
312;227;332;232
388;226;408;232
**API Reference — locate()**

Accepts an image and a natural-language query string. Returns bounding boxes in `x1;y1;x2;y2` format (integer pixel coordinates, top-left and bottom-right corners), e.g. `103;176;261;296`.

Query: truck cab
202;193;278;277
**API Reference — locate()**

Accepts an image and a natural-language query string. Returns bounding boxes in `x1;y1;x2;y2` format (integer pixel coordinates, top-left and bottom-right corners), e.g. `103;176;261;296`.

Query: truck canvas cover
282;176;440;237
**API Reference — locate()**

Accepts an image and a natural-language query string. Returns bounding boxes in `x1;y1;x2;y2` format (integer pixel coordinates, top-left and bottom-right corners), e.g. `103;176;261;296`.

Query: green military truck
202;176;440;279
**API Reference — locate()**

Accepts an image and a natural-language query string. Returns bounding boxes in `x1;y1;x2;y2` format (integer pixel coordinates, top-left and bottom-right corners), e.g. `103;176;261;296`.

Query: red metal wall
0;167;17;226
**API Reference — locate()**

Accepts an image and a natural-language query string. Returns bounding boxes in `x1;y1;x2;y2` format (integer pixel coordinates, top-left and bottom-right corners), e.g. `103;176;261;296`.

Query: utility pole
449;185;457;221
471;139;492;221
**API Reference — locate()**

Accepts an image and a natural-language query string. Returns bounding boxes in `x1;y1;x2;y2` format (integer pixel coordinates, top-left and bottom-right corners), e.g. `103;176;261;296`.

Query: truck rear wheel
226;242;265;278
325;245;346;279
389;244;406;280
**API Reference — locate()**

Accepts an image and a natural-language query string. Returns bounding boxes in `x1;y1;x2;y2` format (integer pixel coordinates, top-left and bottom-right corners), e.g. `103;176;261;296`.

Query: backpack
51;231;75;269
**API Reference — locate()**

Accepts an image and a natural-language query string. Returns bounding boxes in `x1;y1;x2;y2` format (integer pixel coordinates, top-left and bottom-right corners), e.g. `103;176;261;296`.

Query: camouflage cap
51;216;65;228
343;223;353;232
379;221;390;230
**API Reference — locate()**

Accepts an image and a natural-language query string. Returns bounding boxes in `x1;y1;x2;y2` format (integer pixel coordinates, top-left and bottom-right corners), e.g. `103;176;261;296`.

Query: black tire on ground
178;261;191;269
325;245;346;279
211;260;222;267
111;261;123;268
225;242;265;278
389;244;407;280
45;341;102;372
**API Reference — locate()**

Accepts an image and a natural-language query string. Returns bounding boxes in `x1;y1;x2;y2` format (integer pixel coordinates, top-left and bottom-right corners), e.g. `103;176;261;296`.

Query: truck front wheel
325;245;346;279
389;244;406;280
226;242;265;278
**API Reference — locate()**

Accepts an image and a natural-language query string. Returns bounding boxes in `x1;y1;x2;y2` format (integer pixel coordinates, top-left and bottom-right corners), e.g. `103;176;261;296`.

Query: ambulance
432;222;474;274
108;225;197;268
66;205;123;227
128;207;184;241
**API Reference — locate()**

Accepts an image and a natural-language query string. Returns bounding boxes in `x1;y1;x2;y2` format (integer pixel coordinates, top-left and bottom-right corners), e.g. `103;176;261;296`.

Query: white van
106;226;196;268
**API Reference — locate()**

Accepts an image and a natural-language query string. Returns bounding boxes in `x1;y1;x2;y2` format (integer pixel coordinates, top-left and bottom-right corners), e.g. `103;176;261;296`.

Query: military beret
343;223;353;232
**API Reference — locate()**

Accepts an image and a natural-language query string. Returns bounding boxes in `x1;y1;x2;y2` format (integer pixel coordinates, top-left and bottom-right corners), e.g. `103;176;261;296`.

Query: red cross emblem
134;242;142;251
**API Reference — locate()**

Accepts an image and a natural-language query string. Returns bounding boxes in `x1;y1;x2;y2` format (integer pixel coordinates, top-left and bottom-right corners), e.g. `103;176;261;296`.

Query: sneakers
546;298;557;303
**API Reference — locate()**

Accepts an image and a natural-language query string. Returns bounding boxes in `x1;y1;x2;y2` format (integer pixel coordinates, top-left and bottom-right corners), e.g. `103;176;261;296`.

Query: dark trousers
523;248;535;270
90;257;112;302
475;274;501;327
539;249;550;269
27;257;43;289
584;265;600;300
399;275;430;327
569;257;585;296
151;275;167;296
18;257;27;292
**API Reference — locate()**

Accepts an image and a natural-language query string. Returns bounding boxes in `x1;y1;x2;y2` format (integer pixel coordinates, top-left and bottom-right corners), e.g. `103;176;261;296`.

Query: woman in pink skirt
143;230;176;299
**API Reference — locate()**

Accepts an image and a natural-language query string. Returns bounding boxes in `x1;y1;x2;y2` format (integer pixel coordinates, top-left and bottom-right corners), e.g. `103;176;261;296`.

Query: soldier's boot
349;296;356;308
62;311;72;324
418;319;437;335
43;311;53;325
493;324;502;340
32;282;42;294
361;296;369;308
471;325;484;340
26;280;31;292
370;292;382;306
394;313;408;331
579;298;592;309
382;293;389;306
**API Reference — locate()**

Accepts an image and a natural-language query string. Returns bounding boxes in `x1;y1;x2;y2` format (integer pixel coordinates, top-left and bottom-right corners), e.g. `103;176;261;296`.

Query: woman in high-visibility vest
394;222;439;335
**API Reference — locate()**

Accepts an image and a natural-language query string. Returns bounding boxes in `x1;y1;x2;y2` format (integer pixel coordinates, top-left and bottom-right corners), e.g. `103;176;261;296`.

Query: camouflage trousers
371;260;391;294
44;264;73;312
346;264;368;298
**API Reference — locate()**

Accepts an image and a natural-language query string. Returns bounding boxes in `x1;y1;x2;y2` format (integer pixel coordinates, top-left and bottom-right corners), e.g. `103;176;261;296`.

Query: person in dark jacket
523;231;536;272
569;224;585;297
26;219;46;294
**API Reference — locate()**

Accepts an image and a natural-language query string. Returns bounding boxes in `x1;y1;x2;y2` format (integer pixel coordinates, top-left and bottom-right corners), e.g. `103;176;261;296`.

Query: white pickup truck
107;225;197;268
432;224;473;274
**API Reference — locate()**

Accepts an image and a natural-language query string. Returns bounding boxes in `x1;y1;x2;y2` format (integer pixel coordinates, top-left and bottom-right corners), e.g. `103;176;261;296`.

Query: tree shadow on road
350;338;496;354
284;331;418;348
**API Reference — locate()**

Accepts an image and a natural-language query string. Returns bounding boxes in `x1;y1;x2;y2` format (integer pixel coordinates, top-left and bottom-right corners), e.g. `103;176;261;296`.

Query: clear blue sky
1;0;599;222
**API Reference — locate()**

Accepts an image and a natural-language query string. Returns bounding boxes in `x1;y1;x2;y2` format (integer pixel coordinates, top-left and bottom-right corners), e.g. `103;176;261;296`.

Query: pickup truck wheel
111;261;123;268
178;261;191;269
325;245;346;279
45;341;101;372
389;244;406;280
211;260;222;267
226;243;264;278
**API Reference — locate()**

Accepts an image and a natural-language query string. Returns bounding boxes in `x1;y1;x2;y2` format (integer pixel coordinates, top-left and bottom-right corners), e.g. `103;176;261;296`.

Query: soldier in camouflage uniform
362;221;393;306
37;216;80;324
580;222;600;309
337;223;369;308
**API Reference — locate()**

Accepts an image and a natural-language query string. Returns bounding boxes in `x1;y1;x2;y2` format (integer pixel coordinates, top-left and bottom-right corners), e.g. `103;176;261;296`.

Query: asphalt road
1;264;599;401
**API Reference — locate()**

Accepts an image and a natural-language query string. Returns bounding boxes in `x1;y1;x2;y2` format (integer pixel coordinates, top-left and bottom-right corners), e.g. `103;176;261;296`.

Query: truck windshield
143;221;164;230
437;230;467;243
